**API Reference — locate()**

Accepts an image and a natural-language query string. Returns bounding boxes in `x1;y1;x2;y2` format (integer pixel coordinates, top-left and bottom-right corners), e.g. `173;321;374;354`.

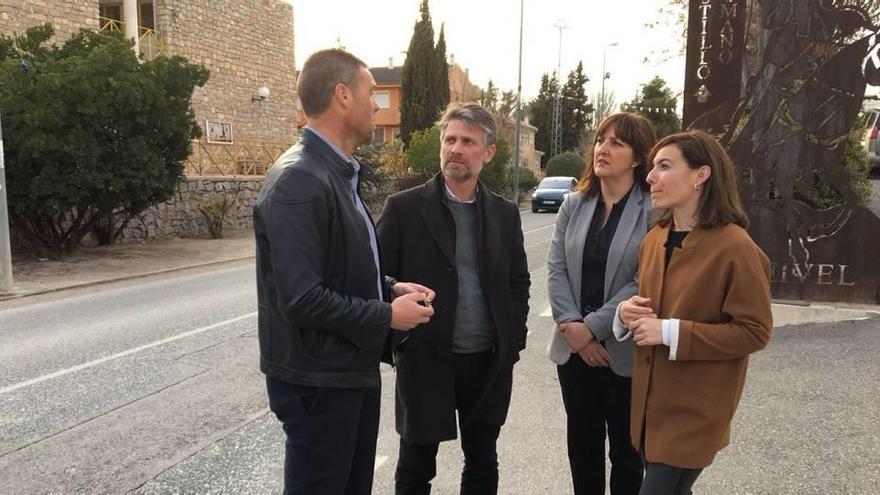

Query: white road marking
0;312;258;395
374;455;389;472
522;223;555;236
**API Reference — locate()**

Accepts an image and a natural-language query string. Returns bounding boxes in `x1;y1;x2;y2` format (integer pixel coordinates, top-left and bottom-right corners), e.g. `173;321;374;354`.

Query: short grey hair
297;49;366;117
438;102;497;146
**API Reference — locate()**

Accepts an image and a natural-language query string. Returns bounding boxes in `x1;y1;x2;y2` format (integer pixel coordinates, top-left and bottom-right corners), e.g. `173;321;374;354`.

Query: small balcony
98;1;163;60
98;17;164;60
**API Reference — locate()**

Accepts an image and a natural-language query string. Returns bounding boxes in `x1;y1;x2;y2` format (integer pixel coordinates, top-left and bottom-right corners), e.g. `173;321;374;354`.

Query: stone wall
155;0;298;146
0;0;98;41
121;177;263;240
122;175;402;241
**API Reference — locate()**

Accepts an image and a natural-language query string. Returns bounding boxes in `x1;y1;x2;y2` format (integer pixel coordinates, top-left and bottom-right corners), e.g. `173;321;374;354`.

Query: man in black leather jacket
254;49;435;495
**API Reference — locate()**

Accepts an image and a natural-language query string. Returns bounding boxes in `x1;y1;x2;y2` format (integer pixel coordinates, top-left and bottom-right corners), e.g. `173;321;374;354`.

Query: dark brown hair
297;49;366;117
574;112;657;197
649;130;749;229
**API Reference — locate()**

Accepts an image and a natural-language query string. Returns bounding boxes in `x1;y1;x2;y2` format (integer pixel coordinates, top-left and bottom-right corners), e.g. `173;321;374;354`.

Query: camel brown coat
631;222;772;468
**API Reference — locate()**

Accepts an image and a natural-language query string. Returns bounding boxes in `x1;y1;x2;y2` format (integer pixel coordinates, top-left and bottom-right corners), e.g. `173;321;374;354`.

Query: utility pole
599;42;618;122
0;109;13;294
551;20;567;158
512;0;524;205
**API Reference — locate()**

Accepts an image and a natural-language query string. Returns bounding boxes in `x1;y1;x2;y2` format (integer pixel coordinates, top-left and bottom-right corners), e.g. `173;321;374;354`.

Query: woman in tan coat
615;130;773;494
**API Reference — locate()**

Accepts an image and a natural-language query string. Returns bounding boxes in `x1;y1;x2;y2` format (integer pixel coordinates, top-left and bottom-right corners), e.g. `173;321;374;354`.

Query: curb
0;255;255;301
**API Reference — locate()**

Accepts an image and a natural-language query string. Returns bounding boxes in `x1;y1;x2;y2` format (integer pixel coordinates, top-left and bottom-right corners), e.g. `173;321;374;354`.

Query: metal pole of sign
0;108;14;294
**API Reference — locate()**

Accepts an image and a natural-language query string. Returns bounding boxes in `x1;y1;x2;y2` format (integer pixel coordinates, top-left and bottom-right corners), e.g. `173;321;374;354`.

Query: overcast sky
290;0;687;105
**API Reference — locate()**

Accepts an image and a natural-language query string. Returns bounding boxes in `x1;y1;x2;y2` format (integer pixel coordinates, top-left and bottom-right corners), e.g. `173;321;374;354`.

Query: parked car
531;176;577;213
862;104;880;170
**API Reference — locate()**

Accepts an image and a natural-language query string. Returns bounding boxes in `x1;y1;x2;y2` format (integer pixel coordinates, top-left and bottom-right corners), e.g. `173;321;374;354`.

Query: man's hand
619;296;656;327
559;321;593;353
390;292;434;331
631;317;662;346
391;282;436;303
578;340;614;367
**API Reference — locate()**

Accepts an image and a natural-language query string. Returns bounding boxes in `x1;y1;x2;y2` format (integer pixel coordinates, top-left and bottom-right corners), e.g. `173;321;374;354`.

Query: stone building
1;0;298;241
0;0;298;176
501;117;544;178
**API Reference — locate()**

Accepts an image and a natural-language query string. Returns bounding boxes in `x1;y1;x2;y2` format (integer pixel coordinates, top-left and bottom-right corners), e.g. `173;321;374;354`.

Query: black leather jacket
254;129;392;388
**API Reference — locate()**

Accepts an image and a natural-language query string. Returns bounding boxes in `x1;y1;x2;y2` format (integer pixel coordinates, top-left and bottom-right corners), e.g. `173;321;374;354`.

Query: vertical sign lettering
683;0;747;132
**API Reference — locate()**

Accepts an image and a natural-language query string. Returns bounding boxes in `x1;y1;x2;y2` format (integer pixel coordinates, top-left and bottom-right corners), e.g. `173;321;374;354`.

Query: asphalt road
1;209;879;494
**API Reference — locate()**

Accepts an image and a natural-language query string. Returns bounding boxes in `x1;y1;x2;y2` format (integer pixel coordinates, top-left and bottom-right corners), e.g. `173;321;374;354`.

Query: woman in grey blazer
546;112;656;495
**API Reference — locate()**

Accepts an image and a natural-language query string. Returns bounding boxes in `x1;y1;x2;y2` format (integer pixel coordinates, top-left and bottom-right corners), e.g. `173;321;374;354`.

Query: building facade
370;65;403;145
501;117;544;177
0;0;298;176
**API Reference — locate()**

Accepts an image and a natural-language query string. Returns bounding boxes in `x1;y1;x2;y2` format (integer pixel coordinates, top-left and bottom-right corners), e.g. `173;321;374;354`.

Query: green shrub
405;126;441;179
515;167;539;192
198;195;235;239
0;24;208;257
545;152;585;178
478;135;512;193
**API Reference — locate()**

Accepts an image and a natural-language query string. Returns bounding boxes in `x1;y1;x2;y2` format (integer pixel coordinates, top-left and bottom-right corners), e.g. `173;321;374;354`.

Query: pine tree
624;76;681;138
479;80;499;111
560;61;593;153
527;73;559;166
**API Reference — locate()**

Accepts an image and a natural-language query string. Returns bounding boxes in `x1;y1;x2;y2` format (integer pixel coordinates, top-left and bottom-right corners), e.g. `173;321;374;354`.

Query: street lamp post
512;0;524;205
0;109;13;294
599;42;618;121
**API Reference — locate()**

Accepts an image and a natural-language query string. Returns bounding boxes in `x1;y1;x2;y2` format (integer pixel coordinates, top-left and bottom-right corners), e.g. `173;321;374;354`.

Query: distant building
501;116;544;178
1;0;298;175
370;63;403;145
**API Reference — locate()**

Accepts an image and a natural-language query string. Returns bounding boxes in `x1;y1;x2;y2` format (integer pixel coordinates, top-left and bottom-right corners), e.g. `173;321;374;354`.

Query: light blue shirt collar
305;127;359;171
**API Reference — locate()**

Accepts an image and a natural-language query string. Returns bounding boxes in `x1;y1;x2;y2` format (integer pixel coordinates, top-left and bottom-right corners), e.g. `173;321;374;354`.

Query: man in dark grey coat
254;49;435;495
377;102;530;494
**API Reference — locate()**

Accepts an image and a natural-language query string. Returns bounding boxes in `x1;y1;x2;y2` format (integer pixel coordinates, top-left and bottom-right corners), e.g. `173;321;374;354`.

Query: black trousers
557;354;643;495
266;377;381;495
395;350;501;495
639;460;702;495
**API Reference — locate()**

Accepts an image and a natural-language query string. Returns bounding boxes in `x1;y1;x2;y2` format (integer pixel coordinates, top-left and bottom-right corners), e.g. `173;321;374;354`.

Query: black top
664;229;690;272
580;187;633;315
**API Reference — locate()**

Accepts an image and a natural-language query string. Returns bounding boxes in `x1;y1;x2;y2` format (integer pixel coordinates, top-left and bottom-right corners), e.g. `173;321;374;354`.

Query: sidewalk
1;230;255;300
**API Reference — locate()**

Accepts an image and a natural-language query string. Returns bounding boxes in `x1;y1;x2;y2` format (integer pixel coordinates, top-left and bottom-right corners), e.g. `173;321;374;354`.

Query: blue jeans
267;377;381;495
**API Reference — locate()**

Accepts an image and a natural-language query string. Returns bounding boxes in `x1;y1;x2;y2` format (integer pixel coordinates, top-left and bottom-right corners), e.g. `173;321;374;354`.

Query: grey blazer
545;185;651;377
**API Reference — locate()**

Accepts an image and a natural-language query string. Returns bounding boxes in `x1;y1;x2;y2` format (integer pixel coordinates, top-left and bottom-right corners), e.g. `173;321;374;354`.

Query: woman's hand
558;321;593;353
619;296;656;327
631;317;663;346
578;340;614;367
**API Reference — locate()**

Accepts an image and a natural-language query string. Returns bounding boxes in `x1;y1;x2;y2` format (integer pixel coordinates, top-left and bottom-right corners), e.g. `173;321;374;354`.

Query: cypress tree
434;24;450;111
400;0;436;146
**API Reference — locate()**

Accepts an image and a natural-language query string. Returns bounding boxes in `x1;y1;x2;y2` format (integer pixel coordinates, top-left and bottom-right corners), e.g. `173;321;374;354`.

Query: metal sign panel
724;1;880;303
682;0;747;132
